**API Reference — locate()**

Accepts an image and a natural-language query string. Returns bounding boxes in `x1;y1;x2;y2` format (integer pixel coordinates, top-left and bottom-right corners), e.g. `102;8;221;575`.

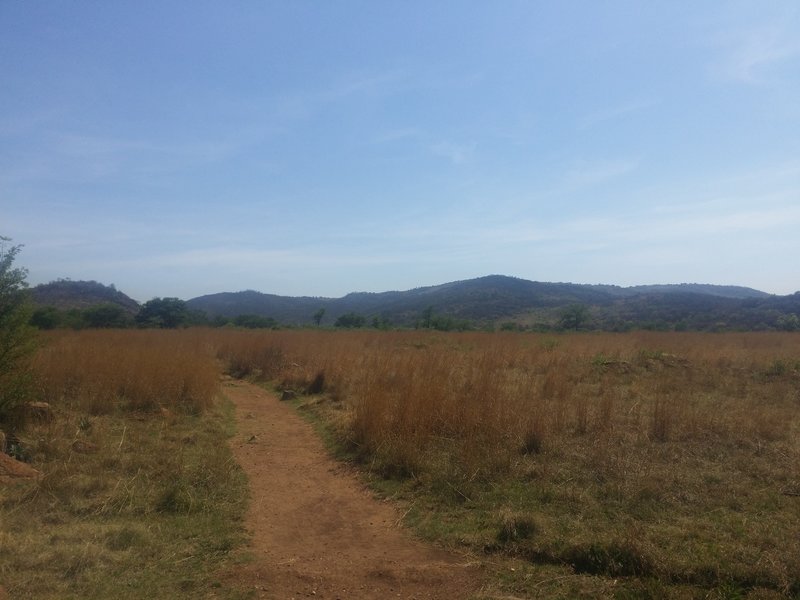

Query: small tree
135;297;189;328
371;315;390;330
334;312;366;328
420;306;434;329
313;307;326;327
0;237;37;425
559;304;589;331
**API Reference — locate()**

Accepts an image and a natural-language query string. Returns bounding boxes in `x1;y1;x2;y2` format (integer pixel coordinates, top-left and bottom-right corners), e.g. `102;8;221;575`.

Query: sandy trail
223;380;483;599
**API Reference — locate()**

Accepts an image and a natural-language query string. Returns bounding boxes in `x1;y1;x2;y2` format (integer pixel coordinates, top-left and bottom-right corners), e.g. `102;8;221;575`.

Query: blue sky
2;2;799;301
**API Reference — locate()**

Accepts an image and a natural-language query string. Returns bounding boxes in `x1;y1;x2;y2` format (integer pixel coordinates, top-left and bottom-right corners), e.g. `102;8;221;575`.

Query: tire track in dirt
223;380;483;599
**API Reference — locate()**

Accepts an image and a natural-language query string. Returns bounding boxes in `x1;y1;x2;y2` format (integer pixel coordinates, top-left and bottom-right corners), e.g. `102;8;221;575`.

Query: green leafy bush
0;237;37;426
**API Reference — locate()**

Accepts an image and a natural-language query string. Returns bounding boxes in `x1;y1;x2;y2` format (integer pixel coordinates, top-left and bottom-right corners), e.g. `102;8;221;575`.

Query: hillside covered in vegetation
28;276;800;332
187;275;798;331
32;280;140;313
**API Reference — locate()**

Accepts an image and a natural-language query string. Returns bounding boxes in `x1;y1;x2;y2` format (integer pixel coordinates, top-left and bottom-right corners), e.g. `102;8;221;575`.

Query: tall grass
18;328;798;595
32;330;219;414
212;329;800;595
210;330;800;477
28;328;799;477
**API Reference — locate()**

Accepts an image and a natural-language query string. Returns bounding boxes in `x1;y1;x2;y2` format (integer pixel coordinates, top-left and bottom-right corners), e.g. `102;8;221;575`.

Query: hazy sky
2;2;799;301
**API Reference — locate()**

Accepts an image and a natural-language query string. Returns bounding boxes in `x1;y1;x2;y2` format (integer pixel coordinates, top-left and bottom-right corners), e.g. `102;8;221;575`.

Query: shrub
334;312;366;328
135;297;189;328
0;237;37;427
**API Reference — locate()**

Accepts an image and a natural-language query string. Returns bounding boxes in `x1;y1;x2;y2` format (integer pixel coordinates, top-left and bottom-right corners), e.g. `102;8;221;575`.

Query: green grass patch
0;397;249;599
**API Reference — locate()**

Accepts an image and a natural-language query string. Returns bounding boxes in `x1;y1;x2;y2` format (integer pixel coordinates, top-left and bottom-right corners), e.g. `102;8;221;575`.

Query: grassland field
1;328;798;598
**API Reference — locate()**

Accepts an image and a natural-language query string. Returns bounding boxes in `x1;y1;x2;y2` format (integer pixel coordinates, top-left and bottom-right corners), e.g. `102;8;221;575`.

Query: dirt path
223;380;484;599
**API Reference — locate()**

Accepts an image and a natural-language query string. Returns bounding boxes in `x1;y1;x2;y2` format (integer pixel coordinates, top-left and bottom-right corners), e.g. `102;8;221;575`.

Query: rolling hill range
29;275;798;331
186;275;797;330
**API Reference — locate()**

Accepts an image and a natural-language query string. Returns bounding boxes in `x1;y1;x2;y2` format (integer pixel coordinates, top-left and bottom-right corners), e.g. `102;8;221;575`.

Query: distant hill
32;280;140;314
187;275;796;330
187;290;326;323
30;275;796;331
187;275;619;325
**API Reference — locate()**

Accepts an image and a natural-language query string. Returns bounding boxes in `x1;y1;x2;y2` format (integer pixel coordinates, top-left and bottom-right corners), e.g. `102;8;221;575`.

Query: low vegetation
0;331;247;599
212;329;800;598
0;237;37;428
32;330;218;415
3;324;798;598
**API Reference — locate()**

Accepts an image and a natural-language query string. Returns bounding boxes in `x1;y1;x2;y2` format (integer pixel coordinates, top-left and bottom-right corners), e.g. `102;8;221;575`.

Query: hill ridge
30;275;798;331
186;275;785;329
32;279;140;313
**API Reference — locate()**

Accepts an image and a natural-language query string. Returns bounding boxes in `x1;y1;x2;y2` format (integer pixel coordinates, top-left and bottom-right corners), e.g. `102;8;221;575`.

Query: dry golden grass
32;329;219;415
212;329;800;597
7;328;799;597
210;330;800;476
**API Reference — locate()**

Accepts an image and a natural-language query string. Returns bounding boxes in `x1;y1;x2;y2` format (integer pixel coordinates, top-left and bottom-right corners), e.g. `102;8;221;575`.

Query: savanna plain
1;329;799;599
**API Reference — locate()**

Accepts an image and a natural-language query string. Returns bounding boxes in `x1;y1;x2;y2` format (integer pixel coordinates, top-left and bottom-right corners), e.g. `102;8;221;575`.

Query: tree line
29;298;282;330
29;298;800;333
28;298;479;332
